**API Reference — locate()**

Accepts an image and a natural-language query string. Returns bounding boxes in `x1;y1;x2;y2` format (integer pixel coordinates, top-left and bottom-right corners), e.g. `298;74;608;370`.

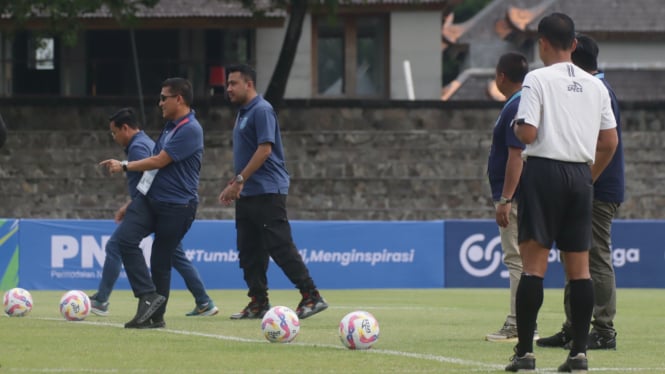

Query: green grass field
1;288;664;373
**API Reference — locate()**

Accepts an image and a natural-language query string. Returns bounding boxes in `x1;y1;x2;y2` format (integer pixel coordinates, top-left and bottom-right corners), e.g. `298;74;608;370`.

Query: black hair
571;34;599;72
108;107;139;129
537;12;576;51
496;52;528;83
161;77;194;106
226;64;257;86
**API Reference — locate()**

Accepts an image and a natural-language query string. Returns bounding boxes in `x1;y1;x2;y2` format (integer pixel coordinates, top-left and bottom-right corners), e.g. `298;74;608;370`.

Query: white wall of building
597;41;665;68
256;15;312;99
390;11;442;100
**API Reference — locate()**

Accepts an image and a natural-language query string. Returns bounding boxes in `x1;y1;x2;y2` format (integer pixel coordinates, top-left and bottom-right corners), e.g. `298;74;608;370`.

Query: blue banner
444;220;665;288
0;219;20;290
17;219;445;290
608;220;665;288
444;220;564;288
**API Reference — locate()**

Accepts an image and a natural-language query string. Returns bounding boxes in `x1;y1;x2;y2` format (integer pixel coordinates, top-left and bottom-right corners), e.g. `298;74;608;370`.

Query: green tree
0;0;159;45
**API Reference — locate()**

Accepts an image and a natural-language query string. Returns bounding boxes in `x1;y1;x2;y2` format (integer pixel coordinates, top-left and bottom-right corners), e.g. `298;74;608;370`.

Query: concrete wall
1;100;663;220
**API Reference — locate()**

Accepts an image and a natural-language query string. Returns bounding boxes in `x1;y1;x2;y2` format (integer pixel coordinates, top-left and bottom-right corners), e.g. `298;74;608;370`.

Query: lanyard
162;116;190;145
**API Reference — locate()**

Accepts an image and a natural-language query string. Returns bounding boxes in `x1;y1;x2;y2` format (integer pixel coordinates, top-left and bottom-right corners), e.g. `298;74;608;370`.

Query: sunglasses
160;94;178;102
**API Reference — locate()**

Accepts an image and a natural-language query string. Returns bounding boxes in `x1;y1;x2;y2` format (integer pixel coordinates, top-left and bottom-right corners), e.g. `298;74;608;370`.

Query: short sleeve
516;73;543;128
163;123;203;161
254;108;277;145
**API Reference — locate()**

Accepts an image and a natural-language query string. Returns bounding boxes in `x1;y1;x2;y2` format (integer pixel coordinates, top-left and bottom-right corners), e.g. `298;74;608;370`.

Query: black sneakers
124;292;166;328
296;289;328;319
587;330;617;350
505;346;536;372
230;297;271;320
536;330;572;348
538;329;616;350
126;317;166;329
557;352;588;373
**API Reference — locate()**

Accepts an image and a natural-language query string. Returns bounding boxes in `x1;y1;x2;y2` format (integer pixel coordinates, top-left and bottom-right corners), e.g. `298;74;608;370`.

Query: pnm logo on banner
459;234;507;278
51;235;153;268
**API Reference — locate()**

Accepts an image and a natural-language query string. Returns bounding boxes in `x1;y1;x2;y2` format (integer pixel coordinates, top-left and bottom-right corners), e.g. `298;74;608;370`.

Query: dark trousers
97;241;210;305
111;195;196;316
235;194;313;298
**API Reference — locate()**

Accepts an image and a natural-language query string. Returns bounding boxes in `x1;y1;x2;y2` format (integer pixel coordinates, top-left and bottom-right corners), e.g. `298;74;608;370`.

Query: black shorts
518;157;593;252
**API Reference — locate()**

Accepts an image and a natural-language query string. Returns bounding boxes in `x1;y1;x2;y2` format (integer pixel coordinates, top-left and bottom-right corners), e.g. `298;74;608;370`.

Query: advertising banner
17;219;445;290
609;220;665;288
444;220;564;288
0;219;20;290
444;220;665;288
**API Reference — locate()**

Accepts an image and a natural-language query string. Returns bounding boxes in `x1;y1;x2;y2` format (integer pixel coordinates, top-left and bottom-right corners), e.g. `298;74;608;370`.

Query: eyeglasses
160;94;178;102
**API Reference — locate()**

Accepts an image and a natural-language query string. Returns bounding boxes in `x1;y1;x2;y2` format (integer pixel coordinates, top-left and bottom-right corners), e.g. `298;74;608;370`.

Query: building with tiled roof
0;0;450;100
442;0;665;102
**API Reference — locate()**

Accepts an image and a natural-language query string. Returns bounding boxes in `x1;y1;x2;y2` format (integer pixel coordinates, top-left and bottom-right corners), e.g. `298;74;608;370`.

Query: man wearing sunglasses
100;78;204;328
92;107;217;322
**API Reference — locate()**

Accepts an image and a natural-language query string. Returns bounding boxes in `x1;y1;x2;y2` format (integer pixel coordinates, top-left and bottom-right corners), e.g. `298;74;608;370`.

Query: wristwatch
121;160;128;172
499;196;513;205
234;174;244;184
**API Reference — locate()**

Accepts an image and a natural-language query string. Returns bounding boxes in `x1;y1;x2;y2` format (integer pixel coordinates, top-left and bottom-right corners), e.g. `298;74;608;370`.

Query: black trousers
235;194;314;298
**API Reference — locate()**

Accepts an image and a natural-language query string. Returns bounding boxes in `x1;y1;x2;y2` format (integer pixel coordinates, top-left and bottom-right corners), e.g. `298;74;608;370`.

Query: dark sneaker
505;348;536;372
126;317;166;329
89;294;110;317
587;330;617;350
186;300;219;317
557;352;588;373
537;329;572;348
296;290;328;319
124;293;166;328
230;297;270;320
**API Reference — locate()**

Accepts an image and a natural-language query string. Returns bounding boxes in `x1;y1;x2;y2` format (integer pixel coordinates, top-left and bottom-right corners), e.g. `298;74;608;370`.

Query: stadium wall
0;218;663;291
1;100;665;221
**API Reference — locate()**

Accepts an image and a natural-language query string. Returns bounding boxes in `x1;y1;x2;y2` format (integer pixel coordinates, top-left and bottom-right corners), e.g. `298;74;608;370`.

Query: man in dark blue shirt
537;34;624;351
91;107;217;320
219;64;328;320
100;78;203;328
485;52;528;342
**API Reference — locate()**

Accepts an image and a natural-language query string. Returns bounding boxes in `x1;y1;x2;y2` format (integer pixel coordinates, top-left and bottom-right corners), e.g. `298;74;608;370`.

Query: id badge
137;169;158;195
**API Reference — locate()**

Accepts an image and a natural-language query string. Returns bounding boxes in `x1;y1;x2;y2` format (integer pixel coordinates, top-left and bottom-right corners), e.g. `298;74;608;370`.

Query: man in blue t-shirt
485;52;528;343
100;78;204;328
91;107;217;320
538;34;624;351
219;64;328;320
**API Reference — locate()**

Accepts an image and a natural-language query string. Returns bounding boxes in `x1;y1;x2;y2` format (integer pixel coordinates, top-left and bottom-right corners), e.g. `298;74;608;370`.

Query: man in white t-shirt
504;13;618;373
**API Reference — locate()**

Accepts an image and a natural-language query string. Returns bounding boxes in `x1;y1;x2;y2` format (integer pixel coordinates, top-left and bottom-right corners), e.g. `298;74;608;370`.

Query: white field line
10;317;664;373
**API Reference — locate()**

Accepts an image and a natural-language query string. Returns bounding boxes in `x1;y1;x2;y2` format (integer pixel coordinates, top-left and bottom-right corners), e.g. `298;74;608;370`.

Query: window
12;32;60;95
313;15;388;98
29;37;55;70
205;29;254;95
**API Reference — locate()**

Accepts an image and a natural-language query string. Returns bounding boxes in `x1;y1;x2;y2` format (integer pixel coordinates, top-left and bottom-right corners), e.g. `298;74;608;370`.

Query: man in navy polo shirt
537;34;624;351
219;64;328;320
485;52;529;342
100;77;203;328
92;107;217;320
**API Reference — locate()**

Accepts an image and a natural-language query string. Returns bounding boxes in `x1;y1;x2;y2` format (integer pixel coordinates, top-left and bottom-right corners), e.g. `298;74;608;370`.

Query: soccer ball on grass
339;310;380;350
261;306;300;343
59;290;91;321
3;287;33;317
